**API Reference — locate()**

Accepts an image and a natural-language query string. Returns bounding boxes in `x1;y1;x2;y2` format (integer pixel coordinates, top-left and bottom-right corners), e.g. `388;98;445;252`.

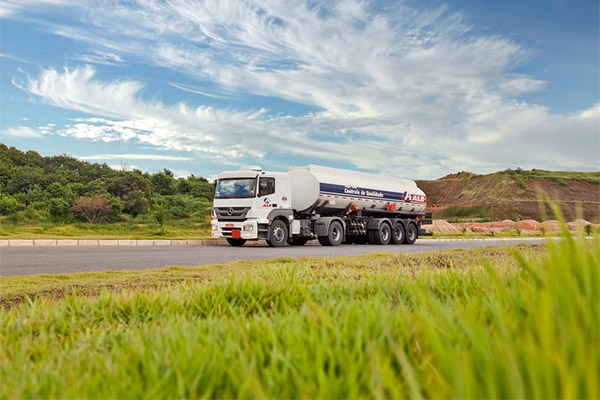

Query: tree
151;170;175;195
152;203;169;235
74;195;111;223
106;173;150;215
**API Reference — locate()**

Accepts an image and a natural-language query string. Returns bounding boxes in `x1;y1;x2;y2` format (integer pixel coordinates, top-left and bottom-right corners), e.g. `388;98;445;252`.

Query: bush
74;195;111;223
0;194;26;215
48;198;73;220
107;196;124;222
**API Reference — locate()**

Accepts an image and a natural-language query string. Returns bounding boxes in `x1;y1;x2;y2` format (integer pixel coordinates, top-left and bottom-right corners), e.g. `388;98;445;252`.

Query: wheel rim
273;226;285;242
331;225;341;242
394;226;403;241
409;226;416;241
381;225;390;242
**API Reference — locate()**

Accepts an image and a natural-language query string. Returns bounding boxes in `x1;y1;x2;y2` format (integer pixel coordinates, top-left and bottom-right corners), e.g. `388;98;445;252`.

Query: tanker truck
210;165;431;247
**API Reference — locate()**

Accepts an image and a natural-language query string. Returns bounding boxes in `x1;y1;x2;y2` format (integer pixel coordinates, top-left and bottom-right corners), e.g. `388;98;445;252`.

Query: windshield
215;178;256;198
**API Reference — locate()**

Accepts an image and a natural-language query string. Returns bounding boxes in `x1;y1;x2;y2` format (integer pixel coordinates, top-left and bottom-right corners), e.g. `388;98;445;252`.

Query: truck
210;164;431;247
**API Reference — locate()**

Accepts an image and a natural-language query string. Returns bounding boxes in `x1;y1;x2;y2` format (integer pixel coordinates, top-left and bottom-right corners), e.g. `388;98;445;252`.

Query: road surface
0;238;545;276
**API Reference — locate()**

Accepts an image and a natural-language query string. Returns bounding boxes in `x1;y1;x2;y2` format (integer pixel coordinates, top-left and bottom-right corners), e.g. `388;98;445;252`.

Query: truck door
257;176;277;210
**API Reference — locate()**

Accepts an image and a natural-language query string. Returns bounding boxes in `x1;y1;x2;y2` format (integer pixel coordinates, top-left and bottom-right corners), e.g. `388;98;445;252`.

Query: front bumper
211;219;258;240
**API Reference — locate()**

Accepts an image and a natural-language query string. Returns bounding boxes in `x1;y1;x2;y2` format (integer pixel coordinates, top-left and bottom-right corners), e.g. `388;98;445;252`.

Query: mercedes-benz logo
226;207;234;216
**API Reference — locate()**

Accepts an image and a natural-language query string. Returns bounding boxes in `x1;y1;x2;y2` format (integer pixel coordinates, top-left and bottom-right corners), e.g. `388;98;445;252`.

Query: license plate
232;229;241;238
225;224;234;228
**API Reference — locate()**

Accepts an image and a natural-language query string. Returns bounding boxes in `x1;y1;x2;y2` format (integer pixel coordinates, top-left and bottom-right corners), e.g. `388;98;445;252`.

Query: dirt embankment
426;219;598;235
417;170;600;223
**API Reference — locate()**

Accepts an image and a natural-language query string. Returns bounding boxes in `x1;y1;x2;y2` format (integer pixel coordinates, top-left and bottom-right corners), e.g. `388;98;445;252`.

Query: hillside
417;169;600;222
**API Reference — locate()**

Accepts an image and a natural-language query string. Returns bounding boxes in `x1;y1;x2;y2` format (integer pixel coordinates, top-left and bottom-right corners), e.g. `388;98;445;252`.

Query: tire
317;221;344;246
288;237;309;246
367;230;377;244
266;220;288;247
390;223;405;244
403;223;418;245
226;238;246;247
377;223;392;245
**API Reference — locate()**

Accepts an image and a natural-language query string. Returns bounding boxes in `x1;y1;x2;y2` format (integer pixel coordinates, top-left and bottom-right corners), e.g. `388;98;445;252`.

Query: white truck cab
211;166;292;245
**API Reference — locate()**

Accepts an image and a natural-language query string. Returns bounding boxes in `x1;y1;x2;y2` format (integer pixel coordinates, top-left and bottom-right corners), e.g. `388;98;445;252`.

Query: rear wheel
403;223;418;245
226;238;246;247
369;223;391;245
390;223;405;244
267;220;288;247
288;237;309;246
318;221;344;246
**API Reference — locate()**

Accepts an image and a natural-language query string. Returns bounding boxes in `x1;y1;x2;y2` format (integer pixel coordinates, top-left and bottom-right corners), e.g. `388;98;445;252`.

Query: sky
0;0;598;180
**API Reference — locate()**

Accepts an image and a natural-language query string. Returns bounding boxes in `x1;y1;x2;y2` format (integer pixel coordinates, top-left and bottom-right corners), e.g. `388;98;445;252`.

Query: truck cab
211;166;293;246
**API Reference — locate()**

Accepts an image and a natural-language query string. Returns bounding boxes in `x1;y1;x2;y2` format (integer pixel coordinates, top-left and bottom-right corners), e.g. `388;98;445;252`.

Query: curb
0;237;552;247
0;239;260;247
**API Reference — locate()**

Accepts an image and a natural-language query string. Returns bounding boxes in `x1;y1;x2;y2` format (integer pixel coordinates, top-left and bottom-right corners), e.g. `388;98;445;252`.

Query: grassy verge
0;220;212;240
0;222;549;240
1;228;598;398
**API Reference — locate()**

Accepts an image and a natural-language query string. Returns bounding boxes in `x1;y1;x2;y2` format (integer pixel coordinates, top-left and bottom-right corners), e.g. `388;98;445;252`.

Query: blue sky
1;0;598;179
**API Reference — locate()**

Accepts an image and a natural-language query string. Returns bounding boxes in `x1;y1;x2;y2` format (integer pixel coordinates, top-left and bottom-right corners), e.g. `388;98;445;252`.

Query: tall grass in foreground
0;226;598;398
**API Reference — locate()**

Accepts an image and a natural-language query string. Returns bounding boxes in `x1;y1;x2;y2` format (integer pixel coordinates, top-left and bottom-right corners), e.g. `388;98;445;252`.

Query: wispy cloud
0;53;30;64
169;83;235;100
4;1;599;177
75;51;124;66
1;126;47;138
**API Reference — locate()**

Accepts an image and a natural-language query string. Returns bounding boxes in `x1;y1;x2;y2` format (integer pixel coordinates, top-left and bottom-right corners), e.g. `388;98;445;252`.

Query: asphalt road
0;238;545;276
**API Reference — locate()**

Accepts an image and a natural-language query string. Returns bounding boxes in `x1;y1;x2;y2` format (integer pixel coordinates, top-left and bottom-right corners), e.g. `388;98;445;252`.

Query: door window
258;177;275;196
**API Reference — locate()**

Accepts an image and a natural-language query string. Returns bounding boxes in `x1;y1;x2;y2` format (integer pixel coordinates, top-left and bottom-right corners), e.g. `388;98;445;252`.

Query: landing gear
318;221;344;246
226;238;246;247
267;220;288;247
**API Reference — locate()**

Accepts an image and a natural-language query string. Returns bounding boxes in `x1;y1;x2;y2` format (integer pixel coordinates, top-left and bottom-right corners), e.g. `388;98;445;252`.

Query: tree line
0;144;214;224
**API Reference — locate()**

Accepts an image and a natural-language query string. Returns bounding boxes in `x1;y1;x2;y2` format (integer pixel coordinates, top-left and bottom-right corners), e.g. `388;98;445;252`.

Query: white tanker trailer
210;165;431;247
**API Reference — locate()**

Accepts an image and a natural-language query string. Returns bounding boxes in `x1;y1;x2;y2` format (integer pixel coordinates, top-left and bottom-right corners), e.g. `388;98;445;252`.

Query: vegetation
0;144;214;233
1;221;597;398
437;204;492;221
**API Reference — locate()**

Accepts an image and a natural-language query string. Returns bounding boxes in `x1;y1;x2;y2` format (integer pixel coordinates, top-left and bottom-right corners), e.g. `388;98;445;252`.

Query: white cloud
78;154;193;161
6;1;600;178
1;126;46;138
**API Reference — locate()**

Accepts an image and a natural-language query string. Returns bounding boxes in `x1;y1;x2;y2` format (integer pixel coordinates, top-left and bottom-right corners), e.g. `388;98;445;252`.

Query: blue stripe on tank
319;182;409;202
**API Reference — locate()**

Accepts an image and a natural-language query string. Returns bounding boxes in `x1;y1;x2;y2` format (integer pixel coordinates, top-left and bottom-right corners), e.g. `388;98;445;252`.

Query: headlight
243;224;254;231
211;224;218;231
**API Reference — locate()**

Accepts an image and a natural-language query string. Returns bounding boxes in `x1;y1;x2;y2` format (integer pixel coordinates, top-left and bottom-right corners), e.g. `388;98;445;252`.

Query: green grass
0;219;212;239
502;168;600;184
434;204;493;221
0;223;598;398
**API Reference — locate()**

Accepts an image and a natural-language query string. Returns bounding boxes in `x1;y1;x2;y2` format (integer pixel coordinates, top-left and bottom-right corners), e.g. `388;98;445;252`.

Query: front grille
214;207;250;221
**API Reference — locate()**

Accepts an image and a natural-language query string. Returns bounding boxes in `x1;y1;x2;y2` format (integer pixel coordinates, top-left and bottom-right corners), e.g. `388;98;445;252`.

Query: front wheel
267;220;288;247
226;238;246;247
403;223;418;245
317;221;344;246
